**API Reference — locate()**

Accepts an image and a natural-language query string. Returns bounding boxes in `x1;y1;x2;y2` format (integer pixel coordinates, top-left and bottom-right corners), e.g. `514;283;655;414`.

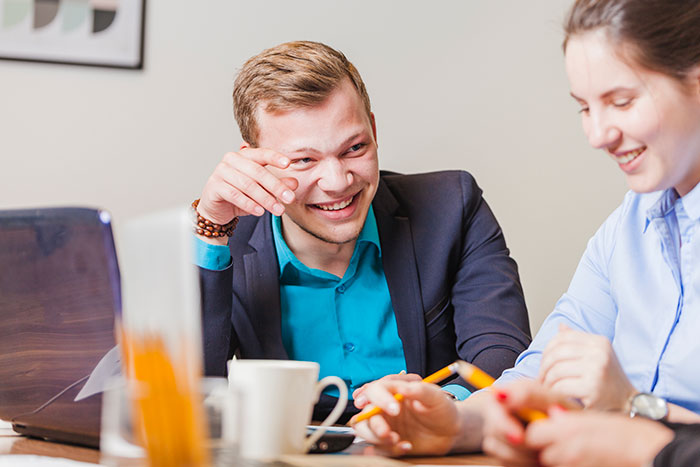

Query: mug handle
303;375;348;451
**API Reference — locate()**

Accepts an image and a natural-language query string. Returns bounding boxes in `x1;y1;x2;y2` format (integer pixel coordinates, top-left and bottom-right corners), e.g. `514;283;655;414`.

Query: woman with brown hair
352;1;700;465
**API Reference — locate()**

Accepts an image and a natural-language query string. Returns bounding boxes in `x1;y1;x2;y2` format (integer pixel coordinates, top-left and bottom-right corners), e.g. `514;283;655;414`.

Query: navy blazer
199;170;531;421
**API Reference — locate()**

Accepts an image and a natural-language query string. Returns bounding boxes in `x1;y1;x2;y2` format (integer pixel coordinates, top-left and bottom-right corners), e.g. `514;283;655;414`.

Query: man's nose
317;159;353;192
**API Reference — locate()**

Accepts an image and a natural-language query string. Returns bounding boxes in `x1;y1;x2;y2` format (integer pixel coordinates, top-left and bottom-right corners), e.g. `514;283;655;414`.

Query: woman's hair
563;0;700;80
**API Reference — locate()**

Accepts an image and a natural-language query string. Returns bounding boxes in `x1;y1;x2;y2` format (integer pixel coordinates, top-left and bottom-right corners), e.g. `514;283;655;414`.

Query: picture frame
0;0;146;69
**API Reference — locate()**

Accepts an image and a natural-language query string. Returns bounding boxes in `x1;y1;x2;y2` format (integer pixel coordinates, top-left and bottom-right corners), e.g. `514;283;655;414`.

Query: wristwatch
628;392;668;420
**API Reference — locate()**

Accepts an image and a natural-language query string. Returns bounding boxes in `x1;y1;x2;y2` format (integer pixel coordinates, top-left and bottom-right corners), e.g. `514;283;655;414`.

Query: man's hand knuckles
222;152;241;164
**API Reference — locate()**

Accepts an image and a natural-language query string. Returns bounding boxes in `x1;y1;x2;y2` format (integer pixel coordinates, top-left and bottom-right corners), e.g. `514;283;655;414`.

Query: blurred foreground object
119;207;209;466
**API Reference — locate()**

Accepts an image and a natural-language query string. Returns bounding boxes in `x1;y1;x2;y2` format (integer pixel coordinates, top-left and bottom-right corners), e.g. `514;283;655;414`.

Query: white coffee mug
227;359;348;460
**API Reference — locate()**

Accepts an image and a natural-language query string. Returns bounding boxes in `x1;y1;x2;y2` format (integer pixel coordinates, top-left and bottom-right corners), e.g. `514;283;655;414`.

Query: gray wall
0;0;628;332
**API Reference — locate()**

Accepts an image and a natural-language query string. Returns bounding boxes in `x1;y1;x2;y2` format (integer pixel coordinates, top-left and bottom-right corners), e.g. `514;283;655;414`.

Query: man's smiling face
255;79;379;245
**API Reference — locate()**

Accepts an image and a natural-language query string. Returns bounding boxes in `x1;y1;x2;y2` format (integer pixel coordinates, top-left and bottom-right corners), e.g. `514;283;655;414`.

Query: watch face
632;393;668;420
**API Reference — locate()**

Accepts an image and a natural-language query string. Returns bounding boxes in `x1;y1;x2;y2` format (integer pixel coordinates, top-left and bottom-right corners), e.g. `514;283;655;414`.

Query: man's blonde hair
233;41;371;146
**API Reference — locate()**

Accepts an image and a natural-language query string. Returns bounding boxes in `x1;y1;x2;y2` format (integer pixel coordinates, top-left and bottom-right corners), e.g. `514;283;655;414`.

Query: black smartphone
306;426;356;454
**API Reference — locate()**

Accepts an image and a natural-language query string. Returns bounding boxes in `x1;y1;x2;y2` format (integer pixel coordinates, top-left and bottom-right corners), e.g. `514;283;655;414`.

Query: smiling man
194;41;530;422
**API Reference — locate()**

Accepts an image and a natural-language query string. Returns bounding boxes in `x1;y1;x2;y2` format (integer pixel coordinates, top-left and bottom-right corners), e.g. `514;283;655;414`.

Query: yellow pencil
454;360;547;423
351;361;463;424
351;360;546;424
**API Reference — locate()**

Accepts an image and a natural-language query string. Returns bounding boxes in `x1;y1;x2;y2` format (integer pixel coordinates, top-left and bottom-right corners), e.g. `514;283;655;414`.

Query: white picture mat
0;0;144;67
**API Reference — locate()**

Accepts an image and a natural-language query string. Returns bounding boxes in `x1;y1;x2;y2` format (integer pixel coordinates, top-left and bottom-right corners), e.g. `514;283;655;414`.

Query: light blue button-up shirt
500;184;700;413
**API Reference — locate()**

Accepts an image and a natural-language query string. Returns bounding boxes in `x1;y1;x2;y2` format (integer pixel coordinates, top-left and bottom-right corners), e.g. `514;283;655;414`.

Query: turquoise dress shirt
499;183;700;414
271;207;405;397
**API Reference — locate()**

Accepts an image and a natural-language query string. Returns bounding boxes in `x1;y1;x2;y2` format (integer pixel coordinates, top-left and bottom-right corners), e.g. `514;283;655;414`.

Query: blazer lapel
242;214;289;359
373;180;426;375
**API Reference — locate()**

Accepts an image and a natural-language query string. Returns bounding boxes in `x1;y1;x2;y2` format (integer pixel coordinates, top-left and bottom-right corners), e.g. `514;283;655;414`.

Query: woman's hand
526;408;673;467
538;324;637;410
481;379;578;467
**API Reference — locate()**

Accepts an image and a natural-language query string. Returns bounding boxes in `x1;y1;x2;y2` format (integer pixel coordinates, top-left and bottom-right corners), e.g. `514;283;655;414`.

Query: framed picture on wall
0;0;146;69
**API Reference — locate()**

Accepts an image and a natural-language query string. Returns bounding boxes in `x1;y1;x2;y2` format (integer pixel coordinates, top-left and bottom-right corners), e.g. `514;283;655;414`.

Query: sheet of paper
281;454;408;466
74;345;122;402
306;425;354;434
0;455;100;466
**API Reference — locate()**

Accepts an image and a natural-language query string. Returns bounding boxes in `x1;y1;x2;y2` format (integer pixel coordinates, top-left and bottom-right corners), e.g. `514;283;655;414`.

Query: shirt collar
644;182;700;232
271;205;382;278
679;181;700;222
644;189;677;233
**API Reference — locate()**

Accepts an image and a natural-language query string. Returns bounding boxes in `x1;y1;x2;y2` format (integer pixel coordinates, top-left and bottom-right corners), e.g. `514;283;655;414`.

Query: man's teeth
316;197;353;211
615;147;645;164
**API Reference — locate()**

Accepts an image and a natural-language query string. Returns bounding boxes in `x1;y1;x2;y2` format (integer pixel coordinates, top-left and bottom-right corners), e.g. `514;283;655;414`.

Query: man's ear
370;112;377;144
240;142;251;150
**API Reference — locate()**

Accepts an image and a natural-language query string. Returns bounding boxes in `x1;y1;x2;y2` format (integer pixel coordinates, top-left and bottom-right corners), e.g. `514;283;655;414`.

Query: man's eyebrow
285;133;364;155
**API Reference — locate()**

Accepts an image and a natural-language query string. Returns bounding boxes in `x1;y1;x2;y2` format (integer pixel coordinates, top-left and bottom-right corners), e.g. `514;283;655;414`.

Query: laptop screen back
0;207;120;446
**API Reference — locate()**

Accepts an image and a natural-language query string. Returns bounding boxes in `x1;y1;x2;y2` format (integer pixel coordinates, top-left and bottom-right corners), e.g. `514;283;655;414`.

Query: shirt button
337;284;346;294
343;342;355;352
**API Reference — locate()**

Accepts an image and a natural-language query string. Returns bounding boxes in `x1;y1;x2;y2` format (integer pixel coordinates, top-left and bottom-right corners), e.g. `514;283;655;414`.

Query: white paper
0;455;101;466
74;346;122;402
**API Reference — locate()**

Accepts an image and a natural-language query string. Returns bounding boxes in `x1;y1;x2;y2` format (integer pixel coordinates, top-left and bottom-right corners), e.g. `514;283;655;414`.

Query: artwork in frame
0;0;145;69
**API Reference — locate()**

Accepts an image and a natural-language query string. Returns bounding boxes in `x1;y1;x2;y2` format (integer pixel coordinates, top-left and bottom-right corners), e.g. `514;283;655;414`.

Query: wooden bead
192;198;238;238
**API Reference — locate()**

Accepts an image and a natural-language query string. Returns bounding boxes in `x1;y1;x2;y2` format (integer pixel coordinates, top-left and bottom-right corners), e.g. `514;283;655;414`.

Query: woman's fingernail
553;404;568;412
355;395;367;406
495;390;508;402
506;432;522;445
399;441;412;452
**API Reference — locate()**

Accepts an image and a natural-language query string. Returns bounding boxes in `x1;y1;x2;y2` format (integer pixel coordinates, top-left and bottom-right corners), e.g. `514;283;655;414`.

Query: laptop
0;207;121;448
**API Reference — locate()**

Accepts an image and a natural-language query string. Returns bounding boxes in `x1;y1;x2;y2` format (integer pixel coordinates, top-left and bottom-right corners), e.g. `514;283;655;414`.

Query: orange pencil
351;360;547;424
454;361;547;423
351;361;463;424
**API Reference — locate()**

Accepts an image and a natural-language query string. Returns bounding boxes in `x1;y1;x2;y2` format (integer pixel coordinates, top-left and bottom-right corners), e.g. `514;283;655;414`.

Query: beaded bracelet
191;199;239;238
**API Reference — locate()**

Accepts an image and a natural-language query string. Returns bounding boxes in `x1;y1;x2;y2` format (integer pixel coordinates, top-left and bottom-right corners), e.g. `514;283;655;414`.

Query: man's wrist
196;234;229;246
192;198;239;239
449;392;490;454
192;235;232;270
